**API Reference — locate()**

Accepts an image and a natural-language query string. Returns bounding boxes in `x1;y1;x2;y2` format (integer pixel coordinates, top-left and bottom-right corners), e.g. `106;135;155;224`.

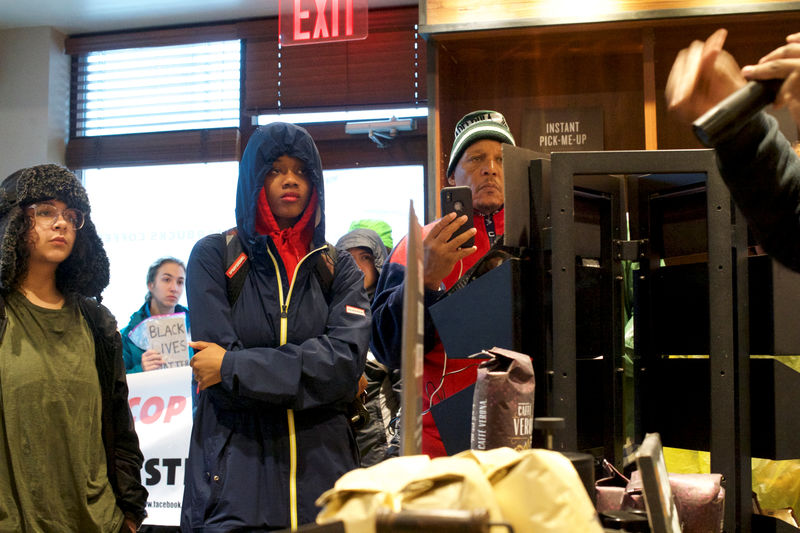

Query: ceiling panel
0;0;416;35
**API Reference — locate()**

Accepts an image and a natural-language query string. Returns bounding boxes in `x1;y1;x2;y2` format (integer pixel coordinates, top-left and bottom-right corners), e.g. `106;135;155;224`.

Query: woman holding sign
121;257;190;372
181;123;370;531
0;165;148;532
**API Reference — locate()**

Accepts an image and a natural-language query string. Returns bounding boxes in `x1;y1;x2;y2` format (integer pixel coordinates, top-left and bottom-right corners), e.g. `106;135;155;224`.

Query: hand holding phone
440;186;475;248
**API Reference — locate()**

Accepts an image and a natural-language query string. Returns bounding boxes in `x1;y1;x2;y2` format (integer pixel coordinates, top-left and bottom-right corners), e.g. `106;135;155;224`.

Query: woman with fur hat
0;164;148;532
181;122;371;531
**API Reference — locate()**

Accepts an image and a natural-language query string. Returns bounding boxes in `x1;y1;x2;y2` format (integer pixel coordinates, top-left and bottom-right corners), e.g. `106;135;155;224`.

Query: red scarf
255;187;318;285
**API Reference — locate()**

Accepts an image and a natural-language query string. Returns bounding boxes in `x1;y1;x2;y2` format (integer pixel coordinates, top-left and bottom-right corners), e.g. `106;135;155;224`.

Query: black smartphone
440;185;475;248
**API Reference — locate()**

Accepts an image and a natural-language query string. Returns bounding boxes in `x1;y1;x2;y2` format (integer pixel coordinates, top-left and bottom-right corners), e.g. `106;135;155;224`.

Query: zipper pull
281;304;288;319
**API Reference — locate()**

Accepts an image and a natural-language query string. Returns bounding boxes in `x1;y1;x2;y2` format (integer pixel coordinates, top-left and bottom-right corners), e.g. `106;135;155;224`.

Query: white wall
0;26;69;179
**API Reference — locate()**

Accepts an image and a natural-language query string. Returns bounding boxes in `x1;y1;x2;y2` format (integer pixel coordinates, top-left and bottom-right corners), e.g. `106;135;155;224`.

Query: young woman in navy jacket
180;123;371;531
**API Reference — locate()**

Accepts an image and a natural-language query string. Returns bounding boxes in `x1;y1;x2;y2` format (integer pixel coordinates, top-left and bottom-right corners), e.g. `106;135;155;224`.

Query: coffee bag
470;347;535;451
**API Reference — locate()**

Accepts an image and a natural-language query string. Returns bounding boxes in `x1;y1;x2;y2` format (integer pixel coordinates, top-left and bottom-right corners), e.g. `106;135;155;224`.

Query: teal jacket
120;301;190;373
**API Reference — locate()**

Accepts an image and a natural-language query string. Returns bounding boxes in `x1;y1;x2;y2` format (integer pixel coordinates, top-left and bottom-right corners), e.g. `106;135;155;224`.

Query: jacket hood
0;164;110;300
335;228;387;275
236;122;326;247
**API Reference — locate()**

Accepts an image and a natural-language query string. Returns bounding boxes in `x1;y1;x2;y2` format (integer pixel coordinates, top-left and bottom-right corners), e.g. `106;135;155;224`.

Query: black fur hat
0;164;110;300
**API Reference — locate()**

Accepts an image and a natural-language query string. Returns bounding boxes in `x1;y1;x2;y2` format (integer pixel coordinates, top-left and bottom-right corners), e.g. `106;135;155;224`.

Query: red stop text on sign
129;395;187;424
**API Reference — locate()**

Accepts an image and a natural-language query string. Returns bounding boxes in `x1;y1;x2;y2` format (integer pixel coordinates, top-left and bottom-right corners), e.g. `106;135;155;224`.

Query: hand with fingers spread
189;340;226;390
742;32;800;126
665;28;746;123
422;212;478;290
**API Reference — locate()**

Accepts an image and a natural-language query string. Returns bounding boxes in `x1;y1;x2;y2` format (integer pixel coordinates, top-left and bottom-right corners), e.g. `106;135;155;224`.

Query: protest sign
127;365;192;526
128;313;190;368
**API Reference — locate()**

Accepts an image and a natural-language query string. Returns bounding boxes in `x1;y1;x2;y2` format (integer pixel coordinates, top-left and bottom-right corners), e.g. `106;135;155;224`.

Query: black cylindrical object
600;509;651;532
692;79;783;147
562;450;596;503
375;508;490;533
534;416;565;450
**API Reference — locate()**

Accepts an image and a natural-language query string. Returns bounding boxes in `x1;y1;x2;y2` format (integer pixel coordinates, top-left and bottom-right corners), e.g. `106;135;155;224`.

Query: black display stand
428;147;799;532
546;148;800;533
547;149;753;530
502;145;627;461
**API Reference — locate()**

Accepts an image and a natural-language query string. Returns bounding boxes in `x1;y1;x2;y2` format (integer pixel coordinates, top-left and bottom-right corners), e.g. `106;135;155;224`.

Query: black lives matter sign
522;107;604;152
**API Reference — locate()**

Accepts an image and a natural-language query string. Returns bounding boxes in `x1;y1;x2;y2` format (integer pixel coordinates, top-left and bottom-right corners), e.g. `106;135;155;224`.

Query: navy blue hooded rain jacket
180;123;371;532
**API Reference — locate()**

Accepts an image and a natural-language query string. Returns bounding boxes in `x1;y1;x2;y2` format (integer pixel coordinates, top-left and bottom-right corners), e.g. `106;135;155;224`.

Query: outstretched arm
666;29;800;271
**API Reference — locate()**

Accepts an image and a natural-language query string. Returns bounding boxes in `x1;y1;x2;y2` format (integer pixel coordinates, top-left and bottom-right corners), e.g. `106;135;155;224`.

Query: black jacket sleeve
715;112;800;272
80;297;149;526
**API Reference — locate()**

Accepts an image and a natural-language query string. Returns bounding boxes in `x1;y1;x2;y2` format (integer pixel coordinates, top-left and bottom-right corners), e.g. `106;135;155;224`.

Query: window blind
73;40;241;137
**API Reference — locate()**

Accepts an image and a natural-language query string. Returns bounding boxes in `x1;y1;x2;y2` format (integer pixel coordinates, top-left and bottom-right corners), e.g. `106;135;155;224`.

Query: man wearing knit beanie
370;110;516;457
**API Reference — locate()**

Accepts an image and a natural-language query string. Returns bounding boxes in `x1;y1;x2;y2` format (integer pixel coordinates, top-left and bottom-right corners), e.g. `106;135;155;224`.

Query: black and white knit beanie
0;164;110;299
447;110;516;177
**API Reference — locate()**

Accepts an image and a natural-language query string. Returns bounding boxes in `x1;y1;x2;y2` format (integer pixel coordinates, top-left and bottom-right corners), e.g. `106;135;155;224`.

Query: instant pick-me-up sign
279;0;368;46
522;107;605;152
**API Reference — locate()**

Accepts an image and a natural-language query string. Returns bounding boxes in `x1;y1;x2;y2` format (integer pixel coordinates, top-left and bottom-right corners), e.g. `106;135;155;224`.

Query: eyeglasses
26;203;85;230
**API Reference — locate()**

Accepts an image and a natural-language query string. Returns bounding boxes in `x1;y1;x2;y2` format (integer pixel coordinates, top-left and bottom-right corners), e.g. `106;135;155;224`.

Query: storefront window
84;162;238;322
84;162;422;324
324;165;424;249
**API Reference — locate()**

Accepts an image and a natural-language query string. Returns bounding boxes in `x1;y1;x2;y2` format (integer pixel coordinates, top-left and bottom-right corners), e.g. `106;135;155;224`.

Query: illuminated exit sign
279;0;368;46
